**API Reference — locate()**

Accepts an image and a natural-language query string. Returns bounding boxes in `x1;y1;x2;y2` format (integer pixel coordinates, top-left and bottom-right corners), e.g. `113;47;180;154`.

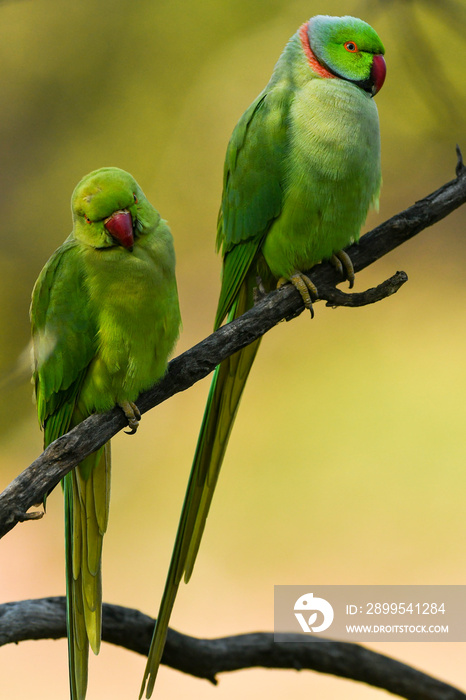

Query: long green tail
140;277;260;698
63;444;111;700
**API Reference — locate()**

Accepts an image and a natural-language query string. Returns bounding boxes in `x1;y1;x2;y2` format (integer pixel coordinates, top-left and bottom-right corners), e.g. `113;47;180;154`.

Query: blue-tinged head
306;15;386;96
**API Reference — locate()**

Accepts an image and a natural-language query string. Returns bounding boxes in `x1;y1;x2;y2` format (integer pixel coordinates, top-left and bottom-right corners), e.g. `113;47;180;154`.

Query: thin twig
322;270;408;308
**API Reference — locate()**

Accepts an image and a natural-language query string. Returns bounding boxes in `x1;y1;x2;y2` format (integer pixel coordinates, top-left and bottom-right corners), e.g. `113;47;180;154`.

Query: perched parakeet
140;14;385;696
30;167;181;700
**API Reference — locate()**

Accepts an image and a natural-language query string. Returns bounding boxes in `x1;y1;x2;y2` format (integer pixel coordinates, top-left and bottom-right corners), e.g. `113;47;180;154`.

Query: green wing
215;87;287;327
31;238;96;440
31;240;107;700
140;84;290;698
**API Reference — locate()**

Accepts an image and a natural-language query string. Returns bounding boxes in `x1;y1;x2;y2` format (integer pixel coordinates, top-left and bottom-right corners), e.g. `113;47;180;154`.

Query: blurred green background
1;0;465;698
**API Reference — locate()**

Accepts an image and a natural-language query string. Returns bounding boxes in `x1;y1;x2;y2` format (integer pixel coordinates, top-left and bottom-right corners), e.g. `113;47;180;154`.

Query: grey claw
118;400;141;435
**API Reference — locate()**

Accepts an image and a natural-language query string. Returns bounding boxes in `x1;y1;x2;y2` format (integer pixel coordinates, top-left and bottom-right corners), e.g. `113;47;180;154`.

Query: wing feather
32;238;101;699
31;239;97;441
141;76;293;699
214;84;289;327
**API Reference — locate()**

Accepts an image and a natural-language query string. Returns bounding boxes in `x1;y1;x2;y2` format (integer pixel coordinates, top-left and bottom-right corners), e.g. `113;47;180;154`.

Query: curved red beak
371;54;386;96
104;210;134;250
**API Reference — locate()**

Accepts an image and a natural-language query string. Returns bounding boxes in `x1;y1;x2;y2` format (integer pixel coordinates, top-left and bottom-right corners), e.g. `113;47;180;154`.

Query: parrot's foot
119;400;142;435
253;275;267;305
330;250;355;289
277;273;318;318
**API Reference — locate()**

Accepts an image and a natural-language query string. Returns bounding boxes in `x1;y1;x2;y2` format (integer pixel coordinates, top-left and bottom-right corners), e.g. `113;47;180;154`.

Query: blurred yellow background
1;0;465;698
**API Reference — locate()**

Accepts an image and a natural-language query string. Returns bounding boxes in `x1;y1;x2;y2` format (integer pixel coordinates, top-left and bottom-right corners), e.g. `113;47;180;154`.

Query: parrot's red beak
104;210;134;250
371;54;386;96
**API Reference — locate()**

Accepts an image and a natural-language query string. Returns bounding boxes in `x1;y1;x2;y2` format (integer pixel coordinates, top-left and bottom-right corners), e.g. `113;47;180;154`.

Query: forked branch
0;150;465;538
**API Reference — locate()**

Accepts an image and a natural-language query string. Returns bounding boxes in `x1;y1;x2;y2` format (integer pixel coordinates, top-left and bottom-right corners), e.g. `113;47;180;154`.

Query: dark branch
321;271;408;308
0;597;464;700
0;151;465;539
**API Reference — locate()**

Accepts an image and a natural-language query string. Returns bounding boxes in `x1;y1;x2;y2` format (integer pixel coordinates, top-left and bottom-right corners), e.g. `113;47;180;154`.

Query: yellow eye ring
344;41;358;52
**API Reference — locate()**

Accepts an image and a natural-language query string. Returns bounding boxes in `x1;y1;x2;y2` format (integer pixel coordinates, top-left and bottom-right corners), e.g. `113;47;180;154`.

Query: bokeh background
1;0;465;698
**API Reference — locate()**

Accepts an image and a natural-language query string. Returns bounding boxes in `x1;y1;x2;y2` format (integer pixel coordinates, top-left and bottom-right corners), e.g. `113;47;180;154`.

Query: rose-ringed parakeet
30;167;181;700
140;15;386;696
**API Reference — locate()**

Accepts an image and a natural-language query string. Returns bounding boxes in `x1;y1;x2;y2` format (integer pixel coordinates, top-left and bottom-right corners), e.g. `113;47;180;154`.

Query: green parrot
30;167;181;700
140;14;385;696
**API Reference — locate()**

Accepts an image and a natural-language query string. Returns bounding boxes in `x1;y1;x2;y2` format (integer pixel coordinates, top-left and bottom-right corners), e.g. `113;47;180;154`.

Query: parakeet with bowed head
31;167;181;699
141;14;386;696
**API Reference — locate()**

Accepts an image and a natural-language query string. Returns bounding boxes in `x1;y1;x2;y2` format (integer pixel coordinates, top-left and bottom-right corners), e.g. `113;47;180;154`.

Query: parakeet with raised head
30;167;181;700
140;14;385;696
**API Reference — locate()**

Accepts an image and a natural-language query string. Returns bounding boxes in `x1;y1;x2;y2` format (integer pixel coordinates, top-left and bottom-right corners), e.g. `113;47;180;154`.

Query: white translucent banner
274;586;466;642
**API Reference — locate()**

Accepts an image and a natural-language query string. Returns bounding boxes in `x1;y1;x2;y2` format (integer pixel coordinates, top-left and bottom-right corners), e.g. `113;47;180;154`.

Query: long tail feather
64;444;111;700
140;276;259;698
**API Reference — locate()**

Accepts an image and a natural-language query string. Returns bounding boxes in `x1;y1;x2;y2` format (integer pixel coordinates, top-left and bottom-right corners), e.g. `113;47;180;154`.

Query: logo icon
294;592;334;633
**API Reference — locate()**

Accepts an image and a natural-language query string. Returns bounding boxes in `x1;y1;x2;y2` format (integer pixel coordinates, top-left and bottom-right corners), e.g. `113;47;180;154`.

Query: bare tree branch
0;597;464;700
321;270;408;308
0;150;465;539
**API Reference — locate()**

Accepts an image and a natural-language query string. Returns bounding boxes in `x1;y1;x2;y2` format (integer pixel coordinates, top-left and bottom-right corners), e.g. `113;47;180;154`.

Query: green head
71;167;159;250
306;15;386;96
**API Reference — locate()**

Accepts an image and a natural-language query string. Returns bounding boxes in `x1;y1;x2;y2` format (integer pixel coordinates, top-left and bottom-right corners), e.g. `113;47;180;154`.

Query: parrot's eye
84;215;91;224
133;193;138;203
344;41;358;52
